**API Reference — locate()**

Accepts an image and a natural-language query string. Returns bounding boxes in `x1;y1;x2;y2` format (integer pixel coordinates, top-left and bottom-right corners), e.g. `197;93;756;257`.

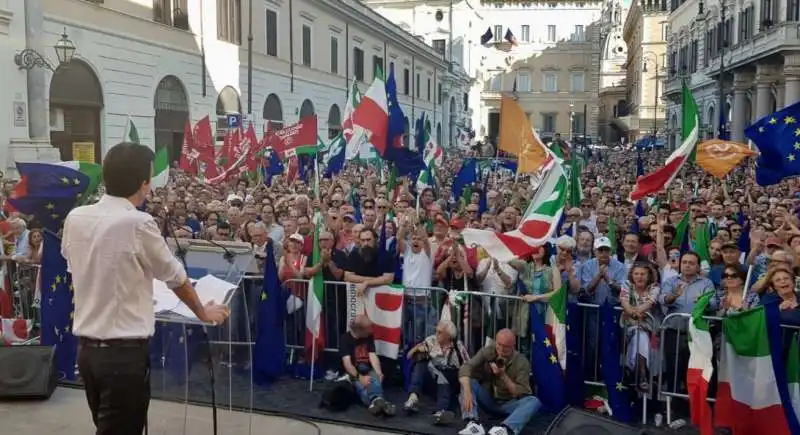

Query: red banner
267;115;318;157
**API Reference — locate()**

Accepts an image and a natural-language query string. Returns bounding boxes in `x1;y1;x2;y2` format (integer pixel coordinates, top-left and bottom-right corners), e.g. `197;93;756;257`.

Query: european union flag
253;240;287;384
41;231;78;381
600;302;633;422
264;149;284;186
528;304;566;412
16;162;90;198
452;159;479;201
745;100;800;185
9;195;80;232
565;302;586;407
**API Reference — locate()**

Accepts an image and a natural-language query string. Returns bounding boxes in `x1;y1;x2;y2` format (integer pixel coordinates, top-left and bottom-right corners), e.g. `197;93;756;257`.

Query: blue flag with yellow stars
253;240;287;384
41;230;78;381
600;301;633;422
10;195;82;232
9;163;89;231
564;302;586;407
528;303;566;412
745;100;800;186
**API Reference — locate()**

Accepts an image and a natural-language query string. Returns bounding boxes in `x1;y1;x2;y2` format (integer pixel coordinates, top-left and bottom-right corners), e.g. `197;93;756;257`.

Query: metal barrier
656;311;800;426
1;260;39;344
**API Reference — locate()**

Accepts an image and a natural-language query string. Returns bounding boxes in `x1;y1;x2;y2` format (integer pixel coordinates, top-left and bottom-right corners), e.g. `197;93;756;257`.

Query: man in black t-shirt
344;228;395;296
340;314;395;417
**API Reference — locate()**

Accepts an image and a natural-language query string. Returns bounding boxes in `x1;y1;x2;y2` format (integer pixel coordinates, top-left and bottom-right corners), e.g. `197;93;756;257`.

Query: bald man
339;314;396;417
457;329;541;435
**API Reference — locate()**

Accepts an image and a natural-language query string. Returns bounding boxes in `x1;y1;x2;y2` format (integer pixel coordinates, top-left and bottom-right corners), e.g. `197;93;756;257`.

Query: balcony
704;22;800;73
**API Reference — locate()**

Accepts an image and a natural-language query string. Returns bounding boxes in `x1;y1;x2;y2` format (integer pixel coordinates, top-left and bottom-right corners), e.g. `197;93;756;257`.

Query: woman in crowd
619;262;659;391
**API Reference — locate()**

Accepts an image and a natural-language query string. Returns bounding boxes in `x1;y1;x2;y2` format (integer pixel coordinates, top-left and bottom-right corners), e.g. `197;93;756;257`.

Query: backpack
319;377;356;412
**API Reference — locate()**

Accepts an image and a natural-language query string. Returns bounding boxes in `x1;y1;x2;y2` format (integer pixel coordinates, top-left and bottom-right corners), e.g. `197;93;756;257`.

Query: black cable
163;208;219;435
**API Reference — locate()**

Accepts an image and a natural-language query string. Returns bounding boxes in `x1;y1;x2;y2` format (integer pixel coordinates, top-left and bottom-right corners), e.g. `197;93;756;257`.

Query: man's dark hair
216;221;232;232
102;142;154;197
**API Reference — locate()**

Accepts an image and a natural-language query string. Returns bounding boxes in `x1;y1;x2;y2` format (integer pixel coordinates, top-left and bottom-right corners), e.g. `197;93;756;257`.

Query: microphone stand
163;208;219;435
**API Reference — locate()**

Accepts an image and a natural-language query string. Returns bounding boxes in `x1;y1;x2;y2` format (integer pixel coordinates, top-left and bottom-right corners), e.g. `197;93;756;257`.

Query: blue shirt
578;258;626;304
659;274;718;329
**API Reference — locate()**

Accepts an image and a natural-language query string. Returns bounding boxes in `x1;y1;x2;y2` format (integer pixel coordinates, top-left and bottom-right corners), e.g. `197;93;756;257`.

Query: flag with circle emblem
695;139;756;179
41;231;78;381
461;160;567;262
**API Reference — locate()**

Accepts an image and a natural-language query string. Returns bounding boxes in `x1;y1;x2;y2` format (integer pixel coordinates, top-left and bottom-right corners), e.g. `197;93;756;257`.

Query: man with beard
344;227;395;296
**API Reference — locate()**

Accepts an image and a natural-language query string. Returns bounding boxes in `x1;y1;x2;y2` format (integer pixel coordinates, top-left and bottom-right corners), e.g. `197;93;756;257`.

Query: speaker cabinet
0;346;58;400
545;407;648;435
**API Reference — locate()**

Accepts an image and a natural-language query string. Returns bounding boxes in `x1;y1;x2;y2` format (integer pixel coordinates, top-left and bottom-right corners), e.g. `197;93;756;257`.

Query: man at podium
62;142;231;435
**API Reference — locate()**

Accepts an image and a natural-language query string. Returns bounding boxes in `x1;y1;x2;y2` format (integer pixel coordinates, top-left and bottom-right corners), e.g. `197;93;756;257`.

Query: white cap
288;233;304;243
594;236;612;250
226;193;243;203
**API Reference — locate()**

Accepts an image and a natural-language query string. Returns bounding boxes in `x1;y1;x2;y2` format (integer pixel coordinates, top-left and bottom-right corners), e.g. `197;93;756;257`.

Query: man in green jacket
456;329;541;435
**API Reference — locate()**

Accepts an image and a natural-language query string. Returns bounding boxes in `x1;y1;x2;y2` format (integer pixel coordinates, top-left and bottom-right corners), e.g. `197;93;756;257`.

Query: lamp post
14;30;76;72
641;51;662;145
568;100;575;143
697;0;727;138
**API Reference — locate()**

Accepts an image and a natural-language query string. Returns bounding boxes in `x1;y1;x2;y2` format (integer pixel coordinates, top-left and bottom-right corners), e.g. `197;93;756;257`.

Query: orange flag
498;96;548;173
695;139;756;179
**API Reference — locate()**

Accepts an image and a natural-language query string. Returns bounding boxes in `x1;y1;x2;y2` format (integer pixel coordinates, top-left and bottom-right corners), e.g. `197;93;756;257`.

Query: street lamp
641;52;663;145
568;100;575;143
697;0;728;139
14;29;76;72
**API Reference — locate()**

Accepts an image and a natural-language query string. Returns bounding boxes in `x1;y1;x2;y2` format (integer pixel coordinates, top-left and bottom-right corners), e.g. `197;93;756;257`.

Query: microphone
163;206;188;269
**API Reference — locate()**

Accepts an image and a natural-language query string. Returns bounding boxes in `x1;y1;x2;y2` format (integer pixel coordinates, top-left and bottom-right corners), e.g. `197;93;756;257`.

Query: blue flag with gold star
9;163;89;231
253;240;287;384
528;304;566;412
745;100;800;186
600;301;633;422
41;231;78;381
564;302;585;407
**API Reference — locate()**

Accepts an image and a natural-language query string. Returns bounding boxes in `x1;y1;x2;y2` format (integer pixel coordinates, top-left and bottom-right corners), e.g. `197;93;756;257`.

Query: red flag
268;116;318;158
193;116;220;180
179;119;196;174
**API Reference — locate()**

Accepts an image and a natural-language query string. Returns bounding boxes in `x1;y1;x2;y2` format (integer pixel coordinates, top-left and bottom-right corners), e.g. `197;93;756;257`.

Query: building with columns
621;0;668;143
663;0;800;149
597;0;631;145
1;0;467;173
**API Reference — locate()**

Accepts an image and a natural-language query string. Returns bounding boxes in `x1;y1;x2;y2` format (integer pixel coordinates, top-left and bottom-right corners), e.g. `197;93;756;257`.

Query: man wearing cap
336;213;357;253
578;236;626;304
746;234;784;283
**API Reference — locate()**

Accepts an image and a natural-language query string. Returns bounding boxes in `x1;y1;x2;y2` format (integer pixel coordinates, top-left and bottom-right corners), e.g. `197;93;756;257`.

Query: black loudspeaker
0;345;58;400
545;407;649;435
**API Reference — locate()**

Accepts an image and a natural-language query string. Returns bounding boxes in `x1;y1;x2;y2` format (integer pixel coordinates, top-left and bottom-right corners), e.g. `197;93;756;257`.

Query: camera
494;358;506;369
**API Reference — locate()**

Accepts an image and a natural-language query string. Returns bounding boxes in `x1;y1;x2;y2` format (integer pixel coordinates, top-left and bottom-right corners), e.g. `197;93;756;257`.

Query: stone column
755;64;778;119
732;72;753;143
785;52;800;107
24;0;48;140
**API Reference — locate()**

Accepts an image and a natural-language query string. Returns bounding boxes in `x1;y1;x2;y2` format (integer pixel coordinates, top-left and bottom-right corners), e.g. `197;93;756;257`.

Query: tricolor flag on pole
629;81;699;201
343;78;365;160
305;157;325;367
687;292;714;435
351;66;389;156
462;160;568;262
151;147;170;189
544;283;567;370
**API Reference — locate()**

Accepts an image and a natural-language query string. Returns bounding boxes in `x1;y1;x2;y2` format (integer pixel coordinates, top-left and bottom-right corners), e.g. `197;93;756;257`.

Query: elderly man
457;329;541;435
3;218;29;261
340;314;396;417
403;319;470;425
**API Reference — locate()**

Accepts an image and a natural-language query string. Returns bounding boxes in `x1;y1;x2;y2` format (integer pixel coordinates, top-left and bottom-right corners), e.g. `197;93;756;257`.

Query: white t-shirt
403;245;433;296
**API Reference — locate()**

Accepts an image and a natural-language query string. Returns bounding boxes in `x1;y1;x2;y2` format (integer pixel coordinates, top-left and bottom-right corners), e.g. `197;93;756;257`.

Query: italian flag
545;283;567;370
351;67;388;156
343;78;365;160
687;292;714;435
305;167;325;363
629;81;699;201
287;136;325;158
461;160;567;262
124;117;140;143
715;304;795;434
151;146;170;189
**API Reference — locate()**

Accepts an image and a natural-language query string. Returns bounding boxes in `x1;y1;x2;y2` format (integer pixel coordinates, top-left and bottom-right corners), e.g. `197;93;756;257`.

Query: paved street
0;387;399;435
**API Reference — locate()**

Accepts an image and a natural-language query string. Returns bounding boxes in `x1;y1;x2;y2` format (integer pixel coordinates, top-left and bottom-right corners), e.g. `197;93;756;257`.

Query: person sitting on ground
339;314;396;417
457;329;542;435
403;319;470;426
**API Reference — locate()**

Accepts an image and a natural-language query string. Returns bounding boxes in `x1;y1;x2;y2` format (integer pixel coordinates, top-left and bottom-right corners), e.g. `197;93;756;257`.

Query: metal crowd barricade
0;260;40;343
657;311;800;426
445;290;531;356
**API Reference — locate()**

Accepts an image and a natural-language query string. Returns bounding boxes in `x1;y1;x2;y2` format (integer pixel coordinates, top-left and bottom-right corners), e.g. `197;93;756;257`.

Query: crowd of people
3;140;800;435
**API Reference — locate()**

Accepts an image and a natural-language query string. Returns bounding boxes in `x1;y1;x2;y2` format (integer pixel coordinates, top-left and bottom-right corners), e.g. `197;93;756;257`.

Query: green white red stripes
461;160;567;262
715;305;790;434
687;292;714;435
305;208;325;363
151;147;170;189
544;283;567;370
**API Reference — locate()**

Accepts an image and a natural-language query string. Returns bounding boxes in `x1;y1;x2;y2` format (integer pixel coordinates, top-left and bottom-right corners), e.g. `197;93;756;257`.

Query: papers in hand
153;275;236;321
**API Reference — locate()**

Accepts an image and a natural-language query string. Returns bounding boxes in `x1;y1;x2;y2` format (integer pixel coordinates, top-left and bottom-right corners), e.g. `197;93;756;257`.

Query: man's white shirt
62;195;187;339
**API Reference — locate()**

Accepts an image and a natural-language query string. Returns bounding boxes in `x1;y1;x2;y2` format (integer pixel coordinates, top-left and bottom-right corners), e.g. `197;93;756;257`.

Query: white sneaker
458;421;486;435
488;426;510;435
325;370;339;381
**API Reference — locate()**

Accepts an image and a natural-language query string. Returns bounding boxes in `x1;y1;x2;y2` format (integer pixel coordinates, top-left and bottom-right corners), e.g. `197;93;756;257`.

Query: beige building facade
622;0;668;142
597;0;630;144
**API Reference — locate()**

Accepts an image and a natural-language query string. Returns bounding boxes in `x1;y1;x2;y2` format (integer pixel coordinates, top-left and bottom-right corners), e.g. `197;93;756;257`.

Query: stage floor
0;386;394;435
